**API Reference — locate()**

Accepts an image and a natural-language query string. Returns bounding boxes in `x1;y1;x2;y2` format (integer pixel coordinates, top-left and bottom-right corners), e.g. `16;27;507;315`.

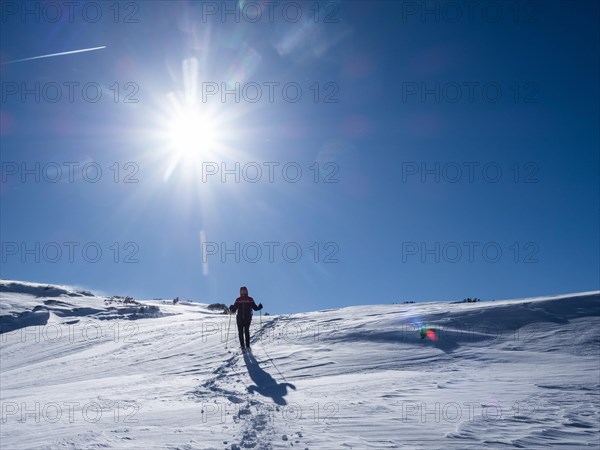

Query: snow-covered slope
1;280;599;449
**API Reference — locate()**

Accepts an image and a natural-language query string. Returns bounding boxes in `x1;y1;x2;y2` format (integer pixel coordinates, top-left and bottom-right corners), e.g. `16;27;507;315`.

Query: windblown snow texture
1;280;599;449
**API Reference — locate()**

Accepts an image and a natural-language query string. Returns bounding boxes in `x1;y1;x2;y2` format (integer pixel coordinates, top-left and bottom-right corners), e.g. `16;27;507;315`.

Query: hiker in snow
229;286;263;350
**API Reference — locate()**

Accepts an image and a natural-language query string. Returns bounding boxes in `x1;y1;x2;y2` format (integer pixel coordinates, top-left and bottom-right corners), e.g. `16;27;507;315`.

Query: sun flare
167;108;218;158
149;57;246;183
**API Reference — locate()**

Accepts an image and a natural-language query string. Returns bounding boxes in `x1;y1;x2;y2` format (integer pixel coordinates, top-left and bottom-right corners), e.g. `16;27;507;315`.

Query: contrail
1;46;106;65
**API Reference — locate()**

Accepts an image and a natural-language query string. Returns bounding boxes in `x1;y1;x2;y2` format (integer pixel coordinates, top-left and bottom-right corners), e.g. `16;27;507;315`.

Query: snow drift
1;280;598;449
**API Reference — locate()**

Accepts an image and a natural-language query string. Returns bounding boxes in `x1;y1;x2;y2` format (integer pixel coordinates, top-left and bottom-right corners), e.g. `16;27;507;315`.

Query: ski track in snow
191;317;304;449
1;280;599;449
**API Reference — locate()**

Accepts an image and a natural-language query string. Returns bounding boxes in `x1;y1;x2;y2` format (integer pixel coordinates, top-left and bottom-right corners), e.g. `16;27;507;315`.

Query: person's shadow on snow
243;351;295;406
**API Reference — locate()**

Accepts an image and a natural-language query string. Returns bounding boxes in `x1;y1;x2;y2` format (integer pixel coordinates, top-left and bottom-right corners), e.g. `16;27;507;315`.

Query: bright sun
150;58;240;182
167;109;217;158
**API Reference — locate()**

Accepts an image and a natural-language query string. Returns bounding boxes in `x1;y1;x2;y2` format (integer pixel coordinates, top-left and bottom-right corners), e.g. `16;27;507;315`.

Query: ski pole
259;308;263;343
225;310;232;349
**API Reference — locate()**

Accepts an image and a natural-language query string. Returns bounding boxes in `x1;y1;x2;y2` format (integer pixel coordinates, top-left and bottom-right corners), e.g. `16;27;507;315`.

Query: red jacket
230;295;260;321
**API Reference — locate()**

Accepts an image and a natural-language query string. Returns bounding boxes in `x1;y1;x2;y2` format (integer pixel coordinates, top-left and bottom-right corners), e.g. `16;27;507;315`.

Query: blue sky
1;1;598;313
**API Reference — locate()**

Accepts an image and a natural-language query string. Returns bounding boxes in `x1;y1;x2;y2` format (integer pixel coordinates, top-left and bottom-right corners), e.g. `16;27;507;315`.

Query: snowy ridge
1;280;599;449
0;280;167;336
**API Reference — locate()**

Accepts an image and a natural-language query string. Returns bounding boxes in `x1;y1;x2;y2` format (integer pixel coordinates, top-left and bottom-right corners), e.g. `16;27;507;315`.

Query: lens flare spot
426;329;438;341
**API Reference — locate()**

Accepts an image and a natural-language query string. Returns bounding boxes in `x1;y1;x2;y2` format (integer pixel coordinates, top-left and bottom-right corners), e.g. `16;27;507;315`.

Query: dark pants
237;317;252;348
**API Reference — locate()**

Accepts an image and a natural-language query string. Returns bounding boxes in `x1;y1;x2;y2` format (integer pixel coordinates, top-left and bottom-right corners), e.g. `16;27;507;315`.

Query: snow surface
1;280;599;449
